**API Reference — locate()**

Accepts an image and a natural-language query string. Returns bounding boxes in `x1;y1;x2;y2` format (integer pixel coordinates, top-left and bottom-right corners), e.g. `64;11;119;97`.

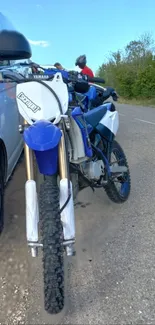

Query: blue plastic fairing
84;104;108;128
84;86;97;101
44;69;69;80
24;120;61;151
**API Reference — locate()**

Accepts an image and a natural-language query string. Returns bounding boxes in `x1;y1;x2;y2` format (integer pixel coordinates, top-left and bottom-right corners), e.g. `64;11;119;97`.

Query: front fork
24;121;75;257
59;130;75;256
24;120;39;257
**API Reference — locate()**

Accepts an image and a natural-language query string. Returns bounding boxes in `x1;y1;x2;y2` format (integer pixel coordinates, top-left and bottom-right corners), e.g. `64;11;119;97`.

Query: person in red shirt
75;55;94;77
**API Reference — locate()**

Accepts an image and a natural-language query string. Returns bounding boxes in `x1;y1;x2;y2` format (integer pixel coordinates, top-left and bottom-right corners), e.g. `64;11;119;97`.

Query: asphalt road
0;103;155;324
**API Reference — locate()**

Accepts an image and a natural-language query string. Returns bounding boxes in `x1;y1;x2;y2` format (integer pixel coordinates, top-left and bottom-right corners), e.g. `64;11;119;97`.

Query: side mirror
0;12;32;60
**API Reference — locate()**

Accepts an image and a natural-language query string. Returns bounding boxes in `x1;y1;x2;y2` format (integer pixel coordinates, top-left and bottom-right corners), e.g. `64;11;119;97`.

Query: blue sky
1;0;155;72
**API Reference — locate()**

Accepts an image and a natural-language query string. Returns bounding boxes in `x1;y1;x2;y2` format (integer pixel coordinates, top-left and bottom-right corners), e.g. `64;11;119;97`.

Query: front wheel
39;175;64;314
104;140;131;203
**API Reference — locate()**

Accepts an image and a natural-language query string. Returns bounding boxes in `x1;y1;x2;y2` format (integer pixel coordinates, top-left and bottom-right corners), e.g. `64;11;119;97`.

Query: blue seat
84;104;108;128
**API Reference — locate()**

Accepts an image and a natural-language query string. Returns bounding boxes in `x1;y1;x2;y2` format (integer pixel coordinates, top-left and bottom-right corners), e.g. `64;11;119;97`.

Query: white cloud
28;39;50;48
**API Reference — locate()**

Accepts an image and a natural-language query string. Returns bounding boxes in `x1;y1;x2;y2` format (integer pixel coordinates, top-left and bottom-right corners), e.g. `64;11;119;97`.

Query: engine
81;160;105;181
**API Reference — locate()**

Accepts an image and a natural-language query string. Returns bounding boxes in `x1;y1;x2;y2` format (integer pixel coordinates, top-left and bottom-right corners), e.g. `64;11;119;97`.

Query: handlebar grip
87;76;105;84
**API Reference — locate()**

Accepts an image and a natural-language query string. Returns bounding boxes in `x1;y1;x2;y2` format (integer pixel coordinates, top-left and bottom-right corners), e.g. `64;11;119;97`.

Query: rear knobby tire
104;140;131;203
39;175;64;314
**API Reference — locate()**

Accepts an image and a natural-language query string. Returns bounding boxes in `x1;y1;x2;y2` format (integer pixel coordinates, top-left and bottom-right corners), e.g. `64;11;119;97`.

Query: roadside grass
118;97;155;107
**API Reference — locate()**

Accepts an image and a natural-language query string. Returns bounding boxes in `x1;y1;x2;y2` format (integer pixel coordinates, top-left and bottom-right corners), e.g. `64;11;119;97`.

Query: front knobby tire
39;175;64;314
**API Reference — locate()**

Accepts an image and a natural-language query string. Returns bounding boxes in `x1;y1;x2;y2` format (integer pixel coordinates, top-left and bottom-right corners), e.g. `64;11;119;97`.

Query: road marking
134;118;155;125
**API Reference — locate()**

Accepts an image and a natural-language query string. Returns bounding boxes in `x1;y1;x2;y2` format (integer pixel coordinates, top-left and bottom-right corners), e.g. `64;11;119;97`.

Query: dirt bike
1;65;131;314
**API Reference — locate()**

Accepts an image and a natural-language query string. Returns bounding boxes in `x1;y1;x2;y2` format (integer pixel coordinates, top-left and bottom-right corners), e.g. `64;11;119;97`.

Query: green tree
97;33;155;100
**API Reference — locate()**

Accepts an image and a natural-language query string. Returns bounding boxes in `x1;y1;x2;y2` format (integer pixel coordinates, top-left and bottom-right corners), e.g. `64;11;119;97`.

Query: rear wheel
39;175;64;314
104;140;131;203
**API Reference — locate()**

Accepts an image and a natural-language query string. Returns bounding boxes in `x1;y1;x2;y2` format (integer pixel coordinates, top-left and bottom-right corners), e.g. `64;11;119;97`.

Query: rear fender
23;120;62;175
96;110;119;141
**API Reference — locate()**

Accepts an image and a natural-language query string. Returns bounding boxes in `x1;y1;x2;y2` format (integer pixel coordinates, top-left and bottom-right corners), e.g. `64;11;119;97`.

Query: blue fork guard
24;120;62;175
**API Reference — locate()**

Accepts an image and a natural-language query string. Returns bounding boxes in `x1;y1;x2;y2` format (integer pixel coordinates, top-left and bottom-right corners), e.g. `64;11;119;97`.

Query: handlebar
0;63;105;86
66;71;105;84
13;63;106;84
29;71;105;84
19;63;105;83
87;76;105;84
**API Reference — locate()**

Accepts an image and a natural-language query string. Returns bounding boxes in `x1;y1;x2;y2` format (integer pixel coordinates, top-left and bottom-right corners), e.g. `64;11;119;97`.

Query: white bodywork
16;73;69;125
100;110;119;136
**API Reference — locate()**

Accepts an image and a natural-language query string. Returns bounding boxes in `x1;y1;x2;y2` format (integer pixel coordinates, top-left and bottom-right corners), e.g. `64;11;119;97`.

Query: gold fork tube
24;120;34;180
59;130;67;179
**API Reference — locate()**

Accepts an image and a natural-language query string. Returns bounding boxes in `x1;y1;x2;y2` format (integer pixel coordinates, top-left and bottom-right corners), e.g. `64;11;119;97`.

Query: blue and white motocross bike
3;66;130;314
